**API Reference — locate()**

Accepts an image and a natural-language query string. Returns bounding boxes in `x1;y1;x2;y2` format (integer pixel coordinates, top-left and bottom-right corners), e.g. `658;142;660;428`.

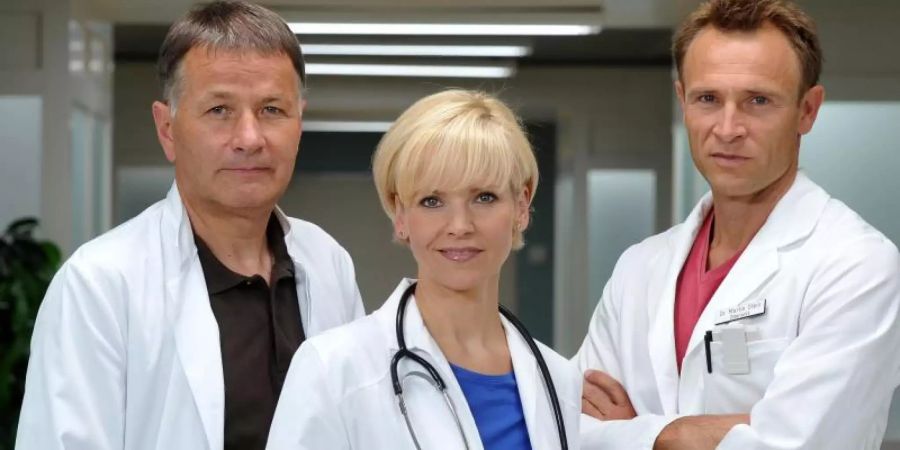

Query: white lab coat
16;184;364;450
267;278;582;450
576;173;900;450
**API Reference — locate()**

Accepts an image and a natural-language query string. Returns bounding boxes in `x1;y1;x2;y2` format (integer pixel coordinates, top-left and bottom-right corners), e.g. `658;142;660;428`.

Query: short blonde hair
372;89;538;249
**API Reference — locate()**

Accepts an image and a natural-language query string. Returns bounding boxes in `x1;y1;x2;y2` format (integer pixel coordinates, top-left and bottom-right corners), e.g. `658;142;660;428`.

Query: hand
581;369;637;421
653;414;750;450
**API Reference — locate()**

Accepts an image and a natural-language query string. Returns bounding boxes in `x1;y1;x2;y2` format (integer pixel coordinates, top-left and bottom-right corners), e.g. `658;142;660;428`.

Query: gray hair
157;0;306;112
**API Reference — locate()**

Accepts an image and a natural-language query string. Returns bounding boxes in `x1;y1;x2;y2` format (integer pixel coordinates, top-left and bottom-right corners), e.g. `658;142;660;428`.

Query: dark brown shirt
194;216;305;450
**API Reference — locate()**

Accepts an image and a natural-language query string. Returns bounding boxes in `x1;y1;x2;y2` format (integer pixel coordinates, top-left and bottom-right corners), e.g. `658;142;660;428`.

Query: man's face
152;47;303;213
676;24;824;199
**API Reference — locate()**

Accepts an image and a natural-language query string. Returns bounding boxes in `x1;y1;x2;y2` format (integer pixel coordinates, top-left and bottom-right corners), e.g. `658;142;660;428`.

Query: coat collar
674;172;829;254
162;183;293;267
647;172;830;413
376;278;563;449
160;182;305;450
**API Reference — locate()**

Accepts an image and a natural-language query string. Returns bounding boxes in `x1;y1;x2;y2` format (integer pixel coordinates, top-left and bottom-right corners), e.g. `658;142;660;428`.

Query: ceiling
92;0;689;28
114;26;672;67
110;0;682;68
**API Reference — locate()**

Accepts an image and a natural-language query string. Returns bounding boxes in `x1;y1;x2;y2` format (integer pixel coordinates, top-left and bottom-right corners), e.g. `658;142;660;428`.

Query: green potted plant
0;218;61;449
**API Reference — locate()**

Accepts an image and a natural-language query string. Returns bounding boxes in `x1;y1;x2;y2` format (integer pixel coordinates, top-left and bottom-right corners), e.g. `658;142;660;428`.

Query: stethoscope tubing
390;282;568;450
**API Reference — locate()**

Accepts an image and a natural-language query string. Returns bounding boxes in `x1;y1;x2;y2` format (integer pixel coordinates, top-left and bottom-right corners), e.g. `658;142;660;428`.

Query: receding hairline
679;23;804;85
157;0;306;106
165;45;305;111
672;0;823;96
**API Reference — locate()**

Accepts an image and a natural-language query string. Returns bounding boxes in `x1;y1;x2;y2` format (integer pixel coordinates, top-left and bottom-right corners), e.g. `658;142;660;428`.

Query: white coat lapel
505;317;555;450
647;195;712;414
382;280;484;450
162;184;223;450
275;209;315;336
685;173;828;361
685;243;779;361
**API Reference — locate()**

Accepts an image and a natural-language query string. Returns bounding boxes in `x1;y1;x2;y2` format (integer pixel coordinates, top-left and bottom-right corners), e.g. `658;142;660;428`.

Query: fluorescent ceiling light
306;63;515;78
303;44;531;58
289;22;600;36
304;121;394;132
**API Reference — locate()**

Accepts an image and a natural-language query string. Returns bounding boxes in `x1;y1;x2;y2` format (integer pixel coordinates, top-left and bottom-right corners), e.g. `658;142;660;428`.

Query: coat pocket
702;337;789;414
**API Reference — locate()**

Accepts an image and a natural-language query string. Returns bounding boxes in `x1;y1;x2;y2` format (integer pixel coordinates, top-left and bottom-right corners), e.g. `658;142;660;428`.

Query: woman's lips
439;248;482;262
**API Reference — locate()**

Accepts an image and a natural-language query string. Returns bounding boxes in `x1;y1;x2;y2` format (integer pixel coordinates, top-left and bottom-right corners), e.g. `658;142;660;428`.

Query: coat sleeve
15;252;128;450
266;343;351;450
574;252;679;450
717;238;900;450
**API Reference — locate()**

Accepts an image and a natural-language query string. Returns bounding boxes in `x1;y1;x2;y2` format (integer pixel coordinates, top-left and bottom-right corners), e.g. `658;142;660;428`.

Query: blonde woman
267;90;581;450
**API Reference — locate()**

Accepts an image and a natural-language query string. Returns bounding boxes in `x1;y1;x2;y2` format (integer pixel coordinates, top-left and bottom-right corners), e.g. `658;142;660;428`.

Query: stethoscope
390;282;568;450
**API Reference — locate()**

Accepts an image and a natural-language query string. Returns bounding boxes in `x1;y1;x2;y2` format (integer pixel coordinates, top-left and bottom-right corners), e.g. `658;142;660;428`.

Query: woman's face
394;182;530;294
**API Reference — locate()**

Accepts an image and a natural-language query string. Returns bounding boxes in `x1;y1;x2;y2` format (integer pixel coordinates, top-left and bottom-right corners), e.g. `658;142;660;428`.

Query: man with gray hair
16;2;364;449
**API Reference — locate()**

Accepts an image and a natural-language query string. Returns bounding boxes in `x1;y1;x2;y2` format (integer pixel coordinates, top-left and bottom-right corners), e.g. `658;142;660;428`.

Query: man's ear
798;85;825;135
152;101;177;163
675;80;687;116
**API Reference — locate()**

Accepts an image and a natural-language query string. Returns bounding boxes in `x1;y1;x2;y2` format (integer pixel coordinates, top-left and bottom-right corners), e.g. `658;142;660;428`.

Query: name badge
715;298;766;325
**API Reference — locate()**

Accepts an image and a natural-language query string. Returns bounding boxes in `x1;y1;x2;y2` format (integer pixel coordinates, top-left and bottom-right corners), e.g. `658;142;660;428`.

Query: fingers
582;398;604;420
583;374;616;413
585;369;631;407
582;369;638;421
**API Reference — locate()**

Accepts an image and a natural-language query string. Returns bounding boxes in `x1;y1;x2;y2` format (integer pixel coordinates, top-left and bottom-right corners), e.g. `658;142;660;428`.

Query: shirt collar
194;214;294;295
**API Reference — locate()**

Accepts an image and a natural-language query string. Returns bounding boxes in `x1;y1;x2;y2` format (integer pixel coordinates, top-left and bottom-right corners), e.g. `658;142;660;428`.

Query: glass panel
0;96;42;229
799;102;900;246
115;166;174;225
587;169;657;306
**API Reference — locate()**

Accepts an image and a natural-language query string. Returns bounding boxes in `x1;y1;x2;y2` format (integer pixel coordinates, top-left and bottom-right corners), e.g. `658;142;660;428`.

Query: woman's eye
476;192;497;203
420;197;441;208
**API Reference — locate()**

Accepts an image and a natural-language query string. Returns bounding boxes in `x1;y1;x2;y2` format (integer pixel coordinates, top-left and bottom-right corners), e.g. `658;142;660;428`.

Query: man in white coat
576;0;900;449
15;2;364;449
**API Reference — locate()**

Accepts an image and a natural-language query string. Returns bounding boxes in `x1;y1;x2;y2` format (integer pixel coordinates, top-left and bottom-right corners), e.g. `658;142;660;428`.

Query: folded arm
581;368;747;450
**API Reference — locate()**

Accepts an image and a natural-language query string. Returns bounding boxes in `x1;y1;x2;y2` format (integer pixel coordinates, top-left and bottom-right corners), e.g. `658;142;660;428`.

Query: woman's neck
414;277;512;375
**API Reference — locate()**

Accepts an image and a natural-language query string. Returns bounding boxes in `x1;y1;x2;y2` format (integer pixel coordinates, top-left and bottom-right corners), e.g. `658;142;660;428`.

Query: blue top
450;363;533;450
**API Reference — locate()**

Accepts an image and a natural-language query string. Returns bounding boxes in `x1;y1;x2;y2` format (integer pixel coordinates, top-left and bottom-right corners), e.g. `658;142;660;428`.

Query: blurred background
0;0;899;447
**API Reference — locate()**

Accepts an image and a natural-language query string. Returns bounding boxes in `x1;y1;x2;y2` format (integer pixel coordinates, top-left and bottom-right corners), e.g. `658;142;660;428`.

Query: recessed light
302;44;531;58
306;62;515;78
289;22;600;36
